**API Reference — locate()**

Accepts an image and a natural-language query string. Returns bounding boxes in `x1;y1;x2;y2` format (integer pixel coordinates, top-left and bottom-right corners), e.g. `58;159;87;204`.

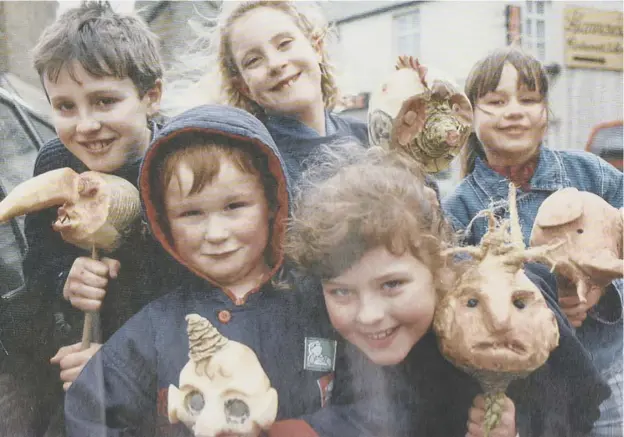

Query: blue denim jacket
443;146;623;434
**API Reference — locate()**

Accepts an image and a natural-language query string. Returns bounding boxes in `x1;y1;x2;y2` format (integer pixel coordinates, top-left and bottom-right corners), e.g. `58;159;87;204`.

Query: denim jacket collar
472;146;571;198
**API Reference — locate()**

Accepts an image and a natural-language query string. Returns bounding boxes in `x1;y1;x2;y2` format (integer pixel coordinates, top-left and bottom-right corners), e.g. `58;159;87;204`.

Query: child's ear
144;79;163;116
232;76;251;99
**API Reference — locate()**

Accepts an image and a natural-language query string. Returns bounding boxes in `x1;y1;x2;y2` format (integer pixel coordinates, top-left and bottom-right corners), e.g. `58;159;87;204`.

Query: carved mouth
53;212;76;230
474;340;527;354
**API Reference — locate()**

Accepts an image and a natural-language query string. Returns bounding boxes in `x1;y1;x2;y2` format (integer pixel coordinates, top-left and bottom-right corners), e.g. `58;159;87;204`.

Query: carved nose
484;296;512;333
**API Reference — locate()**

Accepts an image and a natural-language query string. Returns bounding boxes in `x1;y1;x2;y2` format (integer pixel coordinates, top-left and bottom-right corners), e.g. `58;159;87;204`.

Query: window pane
410;10;419;27
536;1;544;14
537;20;545;38
526;19;532;36
394;10;420;57
537;42;546;61
526;0;533;13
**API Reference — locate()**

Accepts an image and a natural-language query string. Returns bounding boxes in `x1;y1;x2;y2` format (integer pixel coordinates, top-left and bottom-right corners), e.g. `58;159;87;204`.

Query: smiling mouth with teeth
365;327;397;340
82;139;114;151
273;73;300;91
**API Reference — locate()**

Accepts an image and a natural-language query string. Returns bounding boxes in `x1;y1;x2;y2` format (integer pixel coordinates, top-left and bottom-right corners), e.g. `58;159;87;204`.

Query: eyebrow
374;271;409;283
49;88;123;101
222;192;251;203
241;31;293;57
270;31;293;42
324;270;410;288
455;286;481;299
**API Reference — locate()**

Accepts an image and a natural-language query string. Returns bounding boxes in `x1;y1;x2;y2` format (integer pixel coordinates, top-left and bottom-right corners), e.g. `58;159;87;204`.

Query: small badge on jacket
304;337;336;372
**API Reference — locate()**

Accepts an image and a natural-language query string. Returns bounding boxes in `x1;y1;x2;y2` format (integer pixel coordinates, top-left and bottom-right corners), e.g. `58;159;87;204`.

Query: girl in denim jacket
443;47;623;437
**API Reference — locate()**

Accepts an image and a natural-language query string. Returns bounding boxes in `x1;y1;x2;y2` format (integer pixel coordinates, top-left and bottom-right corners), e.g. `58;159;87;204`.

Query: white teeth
367;327;396;340
84;140;111;151
277;75;298;90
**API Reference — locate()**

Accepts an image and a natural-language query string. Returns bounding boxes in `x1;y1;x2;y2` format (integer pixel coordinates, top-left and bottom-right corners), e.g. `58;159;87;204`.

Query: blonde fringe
162;1;339;117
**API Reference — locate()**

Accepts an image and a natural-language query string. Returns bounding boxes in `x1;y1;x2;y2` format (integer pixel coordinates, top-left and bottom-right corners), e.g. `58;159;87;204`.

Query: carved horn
0;168;80;223
186;313;228;363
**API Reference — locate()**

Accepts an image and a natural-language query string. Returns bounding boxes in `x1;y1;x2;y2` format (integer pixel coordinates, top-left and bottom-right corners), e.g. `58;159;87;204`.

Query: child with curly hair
285;143;609;436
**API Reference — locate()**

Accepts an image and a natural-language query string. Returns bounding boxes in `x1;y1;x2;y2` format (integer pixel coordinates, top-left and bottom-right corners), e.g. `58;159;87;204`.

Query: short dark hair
460;47;549;177
32;1;163;97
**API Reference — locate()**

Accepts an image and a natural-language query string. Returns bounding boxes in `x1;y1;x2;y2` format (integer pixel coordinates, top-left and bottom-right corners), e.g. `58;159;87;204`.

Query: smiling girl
285;143;609;437
172;1;368;184
442;47;623;436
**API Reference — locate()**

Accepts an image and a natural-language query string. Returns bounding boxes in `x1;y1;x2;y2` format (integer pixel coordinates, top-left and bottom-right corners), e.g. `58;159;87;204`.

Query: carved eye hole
513;298;526;309
185;391;205;415
225;398;250;425
466;298;479;308
576;229;584;234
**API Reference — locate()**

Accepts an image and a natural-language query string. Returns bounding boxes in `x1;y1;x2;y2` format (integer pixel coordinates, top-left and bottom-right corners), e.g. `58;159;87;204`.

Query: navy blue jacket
301;264;609;437
18;122;166;355
64;105;343;436
261;111;442;200
261;111;368;186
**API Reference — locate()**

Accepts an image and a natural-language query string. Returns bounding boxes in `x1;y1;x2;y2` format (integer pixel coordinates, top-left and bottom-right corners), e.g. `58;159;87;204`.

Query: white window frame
523;0;550;62
393;8;421;59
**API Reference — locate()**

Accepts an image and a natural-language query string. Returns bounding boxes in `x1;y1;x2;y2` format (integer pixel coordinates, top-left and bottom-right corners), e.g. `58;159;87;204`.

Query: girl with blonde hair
170;1;368;183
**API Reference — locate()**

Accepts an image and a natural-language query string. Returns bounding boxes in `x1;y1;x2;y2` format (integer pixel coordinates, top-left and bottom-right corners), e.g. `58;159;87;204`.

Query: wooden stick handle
81;245;100;350
81;312;94;350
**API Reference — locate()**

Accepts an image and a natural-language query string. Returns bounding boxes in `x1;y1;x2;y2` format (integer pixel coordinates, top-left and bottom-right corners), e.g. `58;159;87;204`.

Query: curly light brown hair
212;0;339;114
286;143;454;296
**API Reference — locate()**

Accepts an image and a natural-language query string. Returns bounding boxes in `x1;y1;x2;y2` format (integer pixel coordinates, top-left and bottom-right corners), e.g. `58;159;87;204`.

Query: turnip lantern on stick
434;184;561;436
0;167;141;348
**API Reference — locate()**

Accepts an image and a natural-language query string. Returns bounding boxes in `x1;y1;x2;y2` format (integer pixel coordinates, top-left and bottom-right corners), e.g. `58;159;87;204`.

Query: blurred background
0;0;622;196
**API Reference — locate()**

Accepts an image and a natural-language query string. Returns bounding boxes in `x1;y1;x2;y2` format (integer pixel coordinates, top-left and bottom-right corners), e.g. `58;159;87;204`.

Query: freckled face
322;246;437;366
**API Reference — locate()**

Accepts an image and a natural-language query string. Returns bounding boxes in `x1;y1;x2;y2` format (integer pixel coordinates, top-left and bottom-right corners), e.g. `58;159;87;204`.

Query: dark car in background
0;84;55;310
585;120;623;172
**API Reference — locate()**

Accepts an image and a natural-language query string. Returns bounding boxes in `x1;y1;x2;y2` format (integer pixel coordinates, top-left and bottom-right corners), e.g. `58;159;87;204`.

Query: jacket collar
472;146;569;198
263;110;336;139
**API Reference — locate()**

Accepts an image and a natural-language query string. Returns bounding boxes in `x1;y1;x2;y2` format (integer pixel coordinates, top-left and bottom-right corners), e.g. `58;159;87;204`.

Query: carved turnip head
434;256;559;376
0;167;140;252
433;184;561;433
168;314;278;437
530;187;624;303
434;183;560;384
368;56;473;173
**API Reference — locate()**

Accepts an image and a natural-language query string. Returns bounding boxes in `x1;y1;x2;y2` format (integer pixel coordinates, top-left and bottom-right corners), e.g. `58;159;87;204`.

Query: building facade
326;0;623;152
